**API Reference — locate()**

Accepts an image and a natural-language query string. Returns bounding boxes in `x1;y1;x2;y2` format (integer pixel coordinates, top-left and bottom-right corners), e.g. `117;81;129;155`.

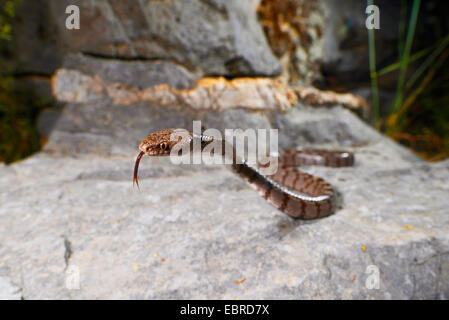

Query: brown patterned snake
134;129;354;219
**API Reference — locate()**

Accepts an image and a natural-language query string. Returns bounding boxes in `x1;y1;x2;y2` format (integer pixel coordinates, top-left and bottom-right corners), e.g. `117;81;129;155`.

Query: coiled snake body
134;129;354;219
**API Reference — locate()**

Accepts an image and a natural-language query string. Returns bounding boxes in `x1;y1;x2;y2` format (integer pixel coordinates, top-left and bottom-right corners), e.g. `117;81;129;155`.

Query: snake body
134;129;354;219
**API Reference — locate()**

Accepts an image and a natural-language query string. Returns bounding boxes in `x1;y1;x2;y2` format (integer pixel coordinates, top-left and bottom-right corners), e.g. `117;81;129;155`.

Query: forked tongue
133;151;145;190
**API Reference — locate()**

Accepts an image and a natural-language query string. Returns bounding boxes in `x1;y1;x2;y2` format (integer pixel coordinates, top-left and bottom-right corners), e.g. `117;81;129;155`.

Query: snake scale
134;129;354;219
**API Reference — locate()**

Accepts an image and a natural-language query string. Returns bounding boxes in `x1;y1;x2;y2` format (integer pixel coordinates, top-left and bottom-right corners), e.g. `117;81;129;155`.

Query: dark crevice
63;236;73;269
80;50;159;61
204;72;278;80
2;71;53;78
80;51;181;64
78;52;281;79
79;51;196;74
198;0;229;17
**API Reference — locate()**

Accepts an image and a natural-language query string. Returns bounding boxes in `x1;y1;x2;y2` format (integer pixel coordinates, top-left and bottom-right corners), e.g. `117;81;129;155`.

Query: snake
133;129;354;219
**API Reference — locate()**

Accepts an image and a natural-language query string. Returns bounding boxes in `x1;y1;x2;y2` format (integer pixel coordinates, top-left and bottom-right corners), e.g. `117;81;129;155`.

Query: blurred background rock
0;0;448;162
1;0;448;163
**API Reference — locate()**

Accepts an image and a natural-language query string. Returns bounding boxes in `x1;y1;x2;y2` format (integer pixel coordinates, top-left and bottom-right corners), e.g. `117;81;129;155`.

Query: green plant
0;0;20;40
0;0;47;164
0;77;44;163
390;0;421;117
367;0;380;128
368;0;449;161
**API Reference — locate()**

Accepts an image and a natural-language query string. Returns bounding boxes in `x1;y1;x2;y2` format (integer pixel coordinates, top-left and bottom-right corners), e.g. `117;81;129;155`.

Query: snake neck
186;134;337;219
167;131;341;219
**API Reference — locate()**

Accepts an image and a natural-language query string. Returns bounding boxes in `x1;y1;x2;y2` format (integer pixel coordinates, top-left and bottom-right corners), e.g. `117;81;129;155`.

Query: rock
5;0;281;78
0;128;448;298
51;63;368;116
1;0;64;75
44;60;369;157
51;68;297;111
257;0;325;85
0;274;22;300
61;54;195;90
3;99;449;299
41;73;398;159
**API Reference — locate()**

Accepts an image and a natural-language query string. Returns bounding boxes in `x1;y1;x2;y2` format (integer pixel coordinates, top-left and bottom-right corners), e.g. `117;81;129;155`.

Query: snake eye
159;142;168;151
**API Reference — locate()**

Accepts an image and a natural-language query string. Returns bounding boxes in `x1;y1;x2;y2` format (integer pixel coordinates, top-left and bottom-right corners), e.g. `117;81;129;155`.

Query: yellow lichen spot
116;219;120;223
234;278;246;284
404;225;414;230
234;298;239;300
153;253;158;258
361;246;366;252
308;231;314;236
132;264;139;271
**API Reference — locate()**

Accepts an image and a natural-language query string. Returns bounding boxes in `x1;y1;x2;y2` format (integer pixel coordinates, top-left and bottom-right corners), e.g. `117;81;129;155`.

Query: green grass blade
397;49;449;126
367;0;380;127
405;33;449;89
377;45;433;76
391;0;421;114
398;0;407;57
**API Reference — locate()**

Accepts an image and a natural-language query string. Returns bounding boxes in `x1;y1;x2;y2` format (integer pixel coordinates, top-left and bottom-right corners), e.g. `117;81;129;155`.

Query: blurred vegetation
0;77;46;163
0;0;47;164
0;0;19;41
368;0;449;161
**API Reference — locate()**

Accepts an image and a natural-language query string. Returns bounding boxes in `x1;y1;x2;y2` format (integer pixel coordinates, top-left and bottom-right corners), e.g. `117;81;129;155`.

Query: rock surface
4;0;281;78
1;103;448;299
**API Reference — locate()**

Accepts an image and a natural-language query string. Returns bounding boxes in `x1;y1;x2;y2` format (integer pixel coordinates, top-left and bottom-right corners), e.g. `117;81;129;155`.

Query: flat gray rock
1;128;448;299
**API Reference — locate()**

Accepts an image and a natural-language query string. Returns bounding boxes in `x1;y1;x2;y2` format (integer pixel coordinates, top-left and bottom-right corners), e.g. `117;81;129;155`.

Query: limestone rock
51;68;296;112
5;0;281;78
3;93;448;299
0;129;448;299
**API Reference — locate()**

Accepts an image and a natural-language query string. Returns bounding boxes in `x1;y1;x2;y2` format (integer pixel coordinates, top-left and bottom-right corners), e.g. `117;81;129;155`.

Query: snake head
134;128;191;189
138;128;185;156
138;139;171;156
